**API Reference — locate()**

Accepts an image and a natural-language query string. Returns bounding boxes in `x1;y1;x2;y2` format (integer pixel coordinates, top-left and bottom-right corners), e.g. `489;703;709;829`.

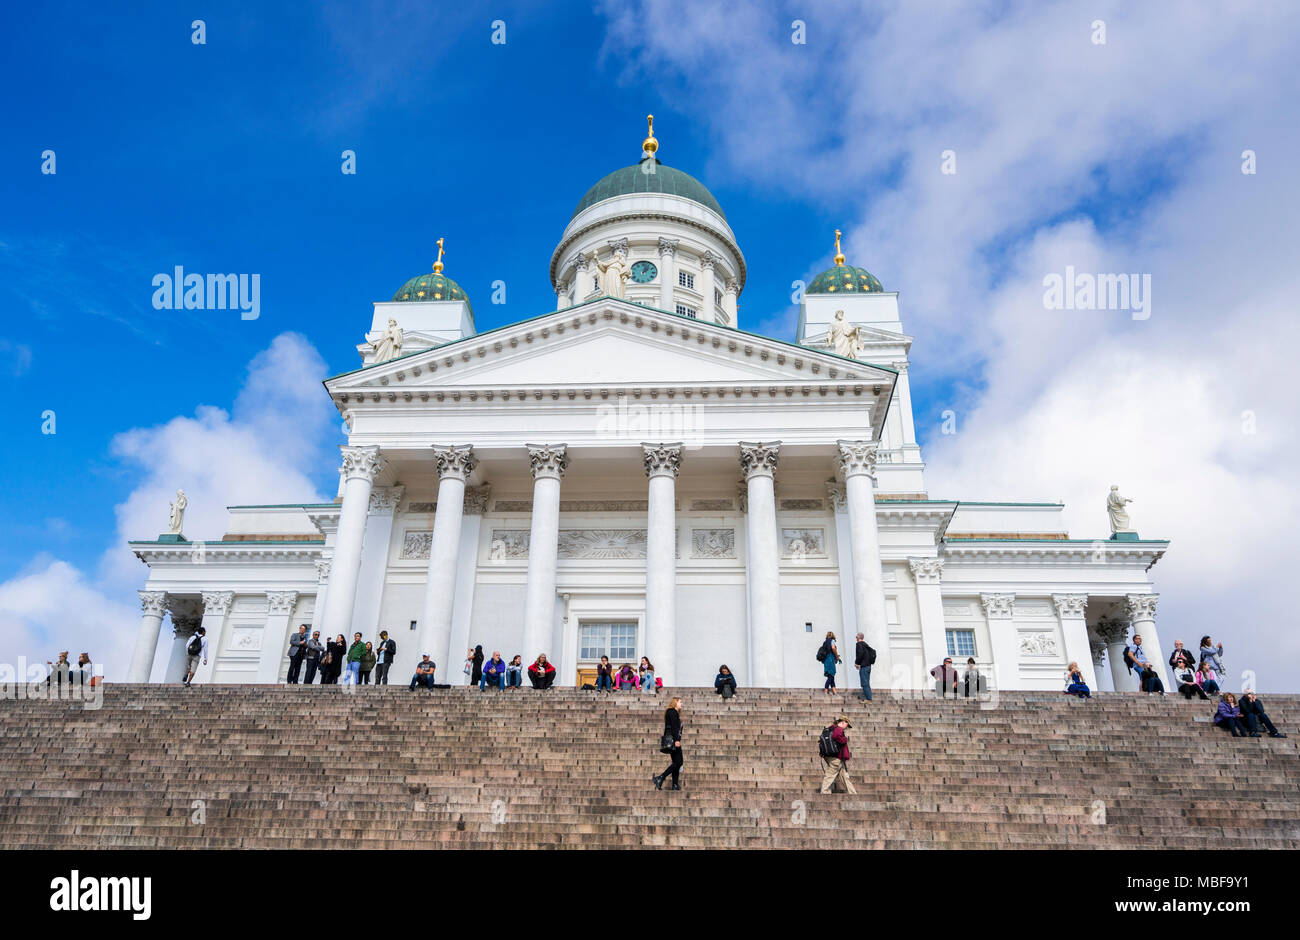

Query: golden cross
433;238;445;273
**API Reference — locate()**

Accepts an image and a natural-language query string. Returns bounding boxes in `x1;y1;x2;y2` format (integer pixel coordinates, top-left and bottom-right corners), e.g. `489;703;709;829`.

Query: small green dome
806;263;883;295
571;157;726;221
392;272;472;310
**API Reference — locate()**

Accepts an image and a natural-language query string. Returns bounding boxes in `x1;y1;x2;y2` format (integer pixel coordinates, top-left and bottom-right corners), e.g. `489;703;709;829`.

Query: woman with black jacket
653;697;685;791
325;635;347;684
470;645;485;687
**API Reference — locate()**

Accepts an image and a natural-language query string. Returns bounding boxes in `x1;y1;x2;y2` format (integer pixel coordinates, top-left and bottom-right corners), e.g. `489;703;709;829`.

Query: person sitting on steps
595;656;613;693
1213;692;1250;737
528;654;556;690
614;663;639;690
1196;661;1221;697
1064;662;1091;699
1239;690;1286;738
1175;663;1208;700
638;657;657;694
480;651;506;690
714;664;737;699
407;654;436;691
505;655;523;690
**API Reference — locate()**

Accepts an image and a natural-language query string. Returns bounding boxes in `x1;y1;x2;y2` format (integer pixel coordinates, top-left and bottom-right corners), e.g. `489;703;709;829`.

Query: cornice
940;540;1167;569
131;541;325;567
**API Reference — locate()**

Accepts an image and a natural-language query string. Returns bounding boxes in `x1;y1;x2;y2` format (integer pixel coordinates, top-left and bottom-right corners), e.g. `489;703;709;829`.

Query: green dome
571;157;726;221
392;271;472;310
806;263;883;295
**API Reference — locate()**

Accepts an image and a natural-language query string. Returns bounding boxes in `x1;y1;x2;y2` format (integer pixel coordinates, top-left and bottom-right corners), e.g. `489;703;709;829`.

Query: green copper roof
392;272;473;312
571;157;726;221
807;263;883;295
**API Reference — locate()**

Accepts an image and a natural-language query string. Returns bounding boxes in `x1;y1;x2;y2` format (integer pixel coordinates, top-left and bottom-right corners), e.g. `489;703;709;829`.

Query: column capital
700;251;716;271
339;445;384;483
980;593;1015;619
607;237;629;256
1124;593;1158;621
464;485;492;515
1052;593;1089;619
266;591;299;616
825;481;847;512
1095;618;1130;646
725;278;739;295
739;441;780;481
368;485;405;515
171;614;202;637
526;443;568;481
642;442;683;479
574;255;590;272
891;359;910;374
139;591;168;617
201;590;234;616
836;440;879;480
908;557;944;584
657;237;679;258
1089;634;1108;666
432;444;477;482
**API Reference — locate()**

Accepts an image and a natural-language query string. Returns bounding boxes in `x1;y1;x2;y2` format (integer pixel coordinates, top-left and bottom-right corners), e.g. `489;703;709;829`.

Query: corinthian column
740;441;783;686
128;591;168;682
700;252;717;322
1125;594;1166;690
658;238;678;313
522;444;567;662
419;445;476;675
837;441;892;688
1096;619;1132;692
574;255;592;302
643;443;682;684
319;445;384;639
1053;593;1095;690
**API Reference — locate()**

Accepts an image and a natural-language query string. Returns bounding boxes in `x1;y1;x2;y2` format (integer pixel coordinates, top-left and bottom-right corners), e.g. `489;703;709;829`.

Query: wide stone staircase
0;685;1297;849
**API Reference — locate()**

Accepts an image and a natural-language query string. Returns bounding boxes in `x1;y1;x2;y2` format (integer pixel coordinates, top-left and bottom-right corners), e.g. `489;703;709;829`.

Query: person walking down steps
653;696;685;791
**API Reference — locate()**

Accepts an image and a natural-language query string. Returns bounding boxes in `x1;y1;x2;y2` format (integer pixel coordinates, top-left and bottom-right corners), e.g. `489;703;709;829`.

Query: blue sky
0;1;863;578
3;1;1299;689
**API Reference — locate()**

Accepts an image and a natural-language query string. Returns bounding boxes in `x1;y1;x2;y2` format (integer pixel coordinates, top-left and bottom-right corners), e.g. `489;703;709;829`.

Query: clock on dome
630;260;658;283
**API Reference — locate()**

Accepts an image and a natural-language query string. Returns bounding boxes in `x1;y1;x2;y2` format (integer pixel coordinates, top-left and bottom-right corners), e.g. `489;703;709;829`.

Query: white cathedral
127;118;1170;694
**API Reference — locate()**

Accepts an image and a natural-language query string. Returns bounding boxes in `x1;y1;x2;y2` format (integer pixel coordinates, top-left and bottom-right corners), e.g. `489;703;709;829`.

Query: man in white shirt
183;627;208;688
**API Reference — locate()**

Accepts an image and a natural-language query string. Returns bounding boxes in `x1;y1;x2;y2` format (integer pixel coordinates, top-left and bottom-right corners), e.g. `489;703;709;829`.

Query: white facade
128;140;1169;693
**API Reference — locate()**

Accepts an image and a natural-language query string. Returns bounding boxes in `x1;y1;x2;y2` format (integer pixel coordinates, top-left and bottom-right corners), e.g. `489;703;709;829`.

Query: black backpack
818;726;838;758
816;638;833;663
187;634;202;655
863;644;877;666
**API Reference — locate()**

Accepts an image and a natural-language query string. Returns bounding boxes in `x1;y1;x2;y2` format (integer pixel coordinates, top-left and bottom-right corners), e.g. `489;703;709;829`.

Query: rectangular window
678;271;694;289
675;304;697;319
579;622;637;661
714;288;723;305
945;629;977;659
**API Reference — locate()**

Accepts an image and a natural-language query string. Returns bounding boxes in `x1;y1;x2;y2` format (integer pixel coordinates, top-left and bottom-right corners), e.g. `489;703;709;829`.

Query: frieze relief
781;527;826;558
400;531;434;560
1018;631;1060;657
691;528;736;559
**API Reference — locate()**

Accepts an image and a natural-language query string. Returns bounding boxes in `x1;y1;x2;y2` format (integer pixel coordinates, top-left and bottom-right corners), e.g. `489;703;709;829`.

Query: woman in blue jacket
714;665;737;699
1213;693;1250;737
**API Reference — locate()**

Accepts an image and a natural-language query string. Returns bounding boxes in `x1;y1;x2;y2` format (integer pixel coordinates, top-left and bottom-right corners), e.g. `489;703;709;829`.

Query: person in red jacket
820;716;857;794
528;653;556;690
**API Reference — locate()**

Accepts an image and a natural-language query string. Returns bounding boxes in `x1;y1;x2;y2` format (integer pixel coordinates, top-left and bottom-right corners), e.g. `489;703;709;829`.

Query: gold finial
834;229;845;266
433;237;445;274
642;114;658;156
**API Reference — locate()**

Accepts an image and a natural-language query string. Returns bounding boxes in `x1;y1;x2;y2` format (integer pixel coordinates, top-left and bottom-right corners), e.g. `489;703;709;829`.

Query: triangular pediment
327;299;896;394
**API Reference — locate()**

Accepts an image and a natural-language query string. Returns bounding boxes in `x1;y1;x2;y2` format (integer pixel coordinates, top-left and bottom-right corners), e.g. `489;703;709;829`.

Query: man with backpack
1123;634;1165;694
183;627;207;688
819;717;856;794
854;632;876;702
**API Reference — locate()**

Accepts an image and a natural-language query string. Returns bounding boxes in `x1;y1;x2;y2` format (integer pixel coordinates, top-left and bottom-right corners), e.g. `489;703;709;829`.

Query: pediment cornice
327;299;898;400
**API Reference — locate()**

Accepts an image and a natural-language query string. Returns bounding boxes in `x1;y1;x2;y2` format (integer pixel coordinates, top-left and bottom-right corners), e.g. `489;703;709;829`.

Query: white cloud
0;333;336;681
600;0;1300;689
